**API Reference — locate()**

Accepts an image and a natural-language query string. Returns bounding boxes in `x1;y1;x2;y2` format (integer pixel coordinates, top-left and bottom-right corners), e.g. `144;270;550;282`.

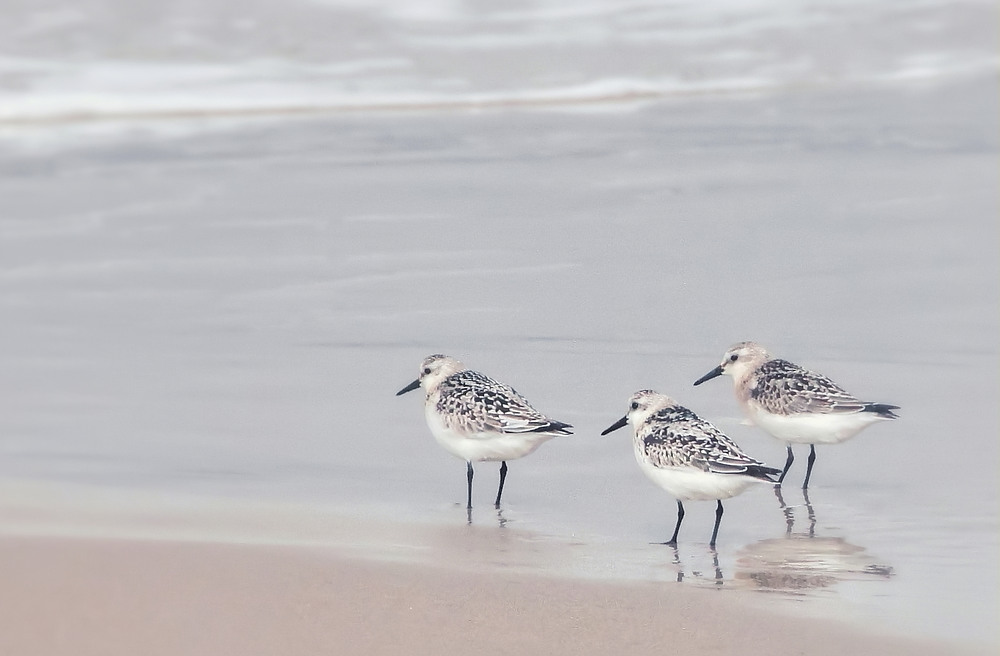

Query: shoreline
0;479;992;655
0;533;989;656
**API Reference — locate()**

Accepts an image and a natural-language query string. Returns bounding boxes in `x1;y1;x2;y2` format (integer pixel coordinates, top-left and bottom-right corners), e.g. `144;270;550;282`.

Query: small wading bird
602;390;781;547
397;354;572;509
693;341;899;489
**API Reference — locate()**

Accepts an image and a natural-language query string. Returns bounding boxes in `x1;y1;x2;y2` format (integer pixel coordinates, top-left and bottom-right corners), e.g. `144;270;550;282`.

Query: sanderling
397;354;573;509
693;341;899;489
602;390;780;547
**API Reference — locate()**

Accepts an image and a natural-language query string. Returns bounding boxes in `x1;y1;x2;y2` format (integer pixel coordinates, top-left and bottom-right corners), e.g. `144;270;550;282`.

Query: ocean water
1;0;996;126
0;0;997;651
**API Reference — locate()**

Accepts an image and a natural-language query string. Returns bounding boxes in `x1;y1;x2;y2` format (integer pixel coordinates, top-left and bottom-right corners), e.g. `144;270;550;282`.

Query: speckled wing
640;407;766;475
750;359;867;415
436;371;572;437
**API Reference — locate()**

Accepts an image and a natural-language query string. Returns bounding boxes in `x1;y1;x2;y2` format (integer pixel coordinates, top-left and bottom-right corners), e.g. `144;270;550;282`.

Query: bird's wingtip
864;403;900;419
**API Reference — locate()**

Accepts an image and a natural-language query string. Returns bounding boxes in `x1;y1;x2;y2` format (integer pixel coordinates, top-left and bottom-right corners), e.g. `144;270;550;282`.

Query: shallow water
0;0;998;651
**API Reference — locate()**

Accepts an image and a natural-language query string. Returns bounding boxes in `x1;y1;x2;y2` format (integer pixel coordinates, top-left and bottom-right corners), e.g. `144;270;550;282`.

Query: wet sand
0;532;987;656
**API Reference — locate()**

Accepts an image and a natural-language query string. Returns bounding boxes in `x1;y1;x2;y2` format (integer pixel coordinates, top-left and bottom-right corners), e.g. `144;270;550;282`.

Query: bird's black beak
601;416;628;436
693;365;724;386
396;379;421;396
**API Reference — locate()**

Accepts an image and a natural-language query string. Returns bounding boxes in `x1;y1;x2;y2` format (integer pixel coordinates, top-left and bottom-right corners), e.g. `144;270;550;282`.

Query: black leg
709;500;724;547
802;445;817;489
466;461;474;510
776;445;794;485
494;461;508;508
667;500;685;545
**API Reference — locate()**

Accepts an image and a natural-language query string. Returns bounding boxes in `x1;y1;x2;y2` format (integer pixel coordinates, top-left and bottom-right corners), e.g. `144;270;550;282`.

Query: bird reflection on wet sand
777;486;817;537
667;544;724;586
735;488;893;592
465;506;508;528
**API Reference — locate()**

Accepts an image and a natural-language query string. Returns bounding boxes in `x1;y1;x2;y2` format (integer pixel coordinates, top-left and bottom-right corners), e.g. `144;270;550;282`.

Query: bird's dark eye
630;401;639;410
729;354;738;362
423;367;432;375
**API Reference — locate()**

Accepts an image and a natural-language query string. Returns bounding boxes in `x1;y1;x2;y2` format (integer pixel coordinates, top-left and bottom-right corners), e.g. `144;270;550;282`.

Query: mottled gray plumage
435;369;574;436
749;358;874;416
638;404;779;480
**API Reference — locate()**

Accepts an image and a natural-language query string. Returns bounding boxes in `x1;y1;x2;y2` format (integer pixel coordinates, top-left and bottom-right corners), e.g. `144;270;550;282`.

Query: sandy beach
1;532;987;656
0;479;994;656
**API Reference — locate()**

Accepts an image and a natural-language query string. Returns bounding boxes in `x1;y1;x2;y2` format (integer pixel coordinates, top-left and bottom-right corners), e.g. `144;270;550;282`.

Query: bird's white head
396;354;465;397
694;341;772;387
601;390;675;435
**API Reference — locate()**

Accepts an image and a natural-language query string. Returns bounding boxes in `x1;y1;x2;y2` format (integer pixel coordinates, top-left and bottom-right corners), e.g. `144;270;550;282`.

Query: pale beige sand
0;534;984;656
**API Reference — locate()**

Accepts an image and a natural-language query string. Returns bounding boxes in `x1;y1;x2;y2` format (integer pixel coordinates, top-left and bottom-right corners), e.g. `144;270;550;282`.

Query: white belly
424;406;555;462
634;453;764;501
747;405;887;445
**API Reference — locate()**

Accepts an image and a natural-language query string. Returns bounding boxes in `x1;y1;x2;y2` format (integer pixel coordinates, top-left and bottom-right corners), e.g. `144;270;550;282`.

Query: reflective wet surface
0;1;997;649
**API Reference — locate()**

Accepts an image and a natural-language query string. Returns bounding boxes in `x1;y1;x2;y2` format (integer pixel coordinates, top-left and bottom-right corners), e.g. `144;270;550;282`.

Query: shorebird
397;354;572;509
602;390;780;547
693;341;899;489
